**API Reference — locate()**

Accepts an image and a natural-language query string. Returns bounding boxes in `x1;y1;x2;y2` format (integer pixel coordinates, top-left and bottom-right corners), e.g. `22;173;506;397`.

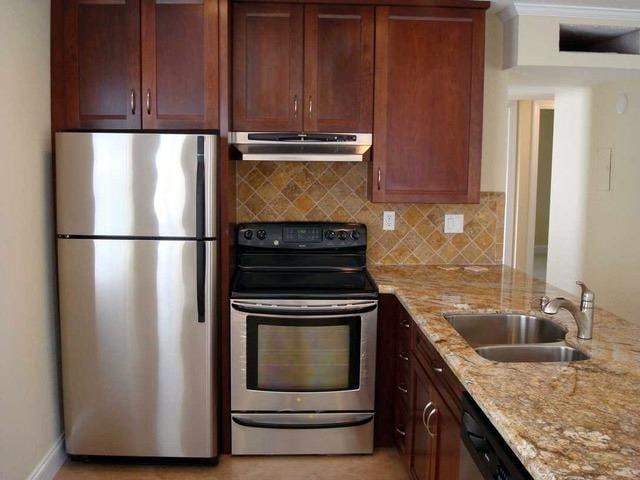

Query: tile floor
54;448;408;480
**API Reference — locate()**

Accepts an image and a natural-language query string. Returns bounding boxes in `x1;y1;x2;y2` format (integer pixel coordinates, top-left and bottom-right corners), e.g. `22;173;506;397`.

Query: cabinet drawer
393;395;409;454
397;311;411;351
395;350;410;390
413;326;464;414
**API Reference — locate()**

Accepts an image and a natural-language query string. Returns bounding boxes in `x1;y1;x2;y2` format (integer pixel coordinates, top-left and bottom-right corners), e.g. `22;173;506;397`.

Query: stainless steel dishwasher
459;394;532;480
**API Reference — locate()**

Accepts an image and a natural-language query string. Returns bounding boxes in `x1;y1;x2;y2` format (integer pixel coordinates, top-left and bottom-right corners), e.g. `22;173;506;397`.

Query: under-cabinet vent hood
229;132;372;162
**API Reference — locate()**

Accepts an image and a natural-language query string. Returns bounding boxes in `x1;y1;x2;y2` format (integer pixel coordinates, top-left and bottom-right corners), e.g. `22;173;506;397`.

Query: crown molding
498;2;640;23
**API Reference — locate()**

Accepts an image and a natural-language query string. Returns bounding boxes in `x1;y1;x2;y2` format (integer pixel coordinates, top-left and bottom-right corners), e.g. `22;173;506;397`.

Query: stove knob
350;230;361;241
243;229;253;240
325;230;336;240
256;229;267;240
338;231;348;241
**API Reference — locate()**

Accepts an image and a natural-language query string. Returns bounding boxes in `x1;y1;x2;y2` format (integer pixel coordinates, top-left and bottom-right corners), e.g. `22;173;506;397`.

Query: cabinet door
303;5;373;133
141;0;219;129
427;383;461;480
63;0;141;129
371;7;485;204
232;3;303;132
408;357;437;480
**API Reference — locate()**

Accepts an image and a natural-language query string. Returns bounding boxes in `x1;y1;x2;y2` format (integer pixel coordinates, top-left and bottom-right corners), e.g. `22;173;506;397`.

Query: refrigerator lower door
57;238;216;458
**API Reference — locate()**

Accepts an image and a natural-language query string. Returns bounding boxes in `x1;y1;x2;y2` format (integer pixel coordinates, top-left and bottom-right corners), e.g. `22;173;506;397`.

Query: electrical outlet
444;214;464;234
383;211;395;231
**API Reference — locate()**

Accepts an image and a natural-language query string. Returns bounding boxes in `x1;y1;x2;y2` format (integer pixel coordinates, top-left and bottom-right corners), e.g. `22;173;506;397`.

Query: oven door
230;299;377;412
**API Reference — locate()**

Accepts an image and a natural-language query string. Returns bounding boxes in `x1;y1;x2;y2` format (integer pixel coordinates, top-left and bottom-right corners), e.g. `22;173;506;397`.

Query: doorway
504;100;555;280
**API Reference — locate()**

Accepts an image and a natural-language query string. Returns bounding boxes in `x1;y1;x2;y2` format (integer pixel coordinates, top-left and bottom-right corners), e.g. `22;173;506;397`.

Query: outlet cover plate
444;214;464;234
383;211;395;231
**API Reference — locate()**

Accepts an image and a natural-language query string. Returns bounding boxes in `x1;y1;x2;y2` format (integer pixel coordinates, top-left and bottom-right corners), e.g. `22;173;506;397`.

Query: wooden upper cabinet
60;0;218;130
141;0;219;129
303;5;373;132
232;3;304;132
371;6;485;204
232;3;373;133
63;0;141;129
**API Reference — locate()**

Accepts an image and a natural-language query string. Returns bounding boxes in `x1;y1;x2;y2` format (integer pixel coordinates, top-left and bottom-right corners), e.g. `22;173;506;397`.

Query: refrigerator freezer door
57;238;216;458
55;132;216;238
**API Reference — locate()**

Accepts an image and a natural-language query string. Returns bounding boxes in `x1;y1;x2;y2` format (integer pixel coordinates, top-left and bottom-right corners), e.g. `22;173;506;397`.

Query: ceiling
484;0;640;14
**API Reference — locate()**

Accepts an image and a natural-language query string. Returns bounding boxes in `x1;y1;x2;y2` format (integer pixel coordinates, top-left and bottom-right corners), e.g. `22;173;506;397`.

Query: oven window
246;316;361;392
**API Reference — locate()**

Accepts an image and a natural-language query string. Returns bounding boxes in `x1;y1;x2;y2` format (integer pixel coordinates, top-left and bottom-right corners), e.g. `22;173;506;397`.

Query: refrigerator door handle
197;241;206;323
196;137;205;240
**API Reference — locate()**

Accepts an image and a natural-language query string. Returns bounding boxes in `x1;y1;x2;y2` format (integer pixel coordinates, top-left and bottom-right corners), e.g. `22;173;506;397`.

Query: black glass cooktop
231;270;378;299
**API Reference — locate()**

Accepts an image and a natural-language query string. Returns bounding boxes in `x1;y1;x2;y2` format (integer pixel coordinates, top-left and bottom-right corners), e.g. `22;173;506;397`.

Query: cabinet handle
426;407;438;438
399;352;409;362
308;96;313;117
397;384;408;394
401;320;410;329
377;168;382;190
293;95;298;118
395;426;406;437
421;401;433;431
146;89;151;115
130;89;136;115
432;365;444;374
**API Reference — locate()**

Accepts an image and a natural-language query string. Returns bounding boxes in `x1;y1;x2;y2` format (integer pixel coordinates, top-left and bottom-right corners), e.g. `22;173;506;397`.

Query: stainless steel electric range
230;222;378;455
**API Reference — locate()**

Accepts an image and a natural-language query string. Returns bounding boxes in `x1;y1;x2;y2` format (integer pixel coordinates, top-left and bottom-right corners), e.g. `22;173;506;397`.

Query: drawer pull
395;426;406;437
399;352;409;362
432;365;444;374
397;384;408;394
400;320;410;329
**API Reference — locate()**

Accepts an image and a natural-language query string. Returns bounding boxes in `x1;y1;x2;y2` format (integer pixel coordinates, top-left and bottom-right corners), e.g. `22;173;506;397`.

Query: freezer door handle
197;241;206;323
196;137;205;239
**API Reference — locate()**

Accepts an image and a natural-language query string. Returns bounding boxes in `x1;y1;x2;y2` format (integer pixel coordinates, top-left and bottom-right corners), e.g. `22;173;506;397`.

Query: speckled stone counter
368;265;640;480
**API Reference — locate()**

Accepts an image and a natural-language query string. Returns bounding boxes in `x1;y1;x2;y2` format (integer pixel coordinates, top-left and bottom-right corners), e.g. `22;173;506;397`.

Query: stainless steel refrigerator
55;132;217;459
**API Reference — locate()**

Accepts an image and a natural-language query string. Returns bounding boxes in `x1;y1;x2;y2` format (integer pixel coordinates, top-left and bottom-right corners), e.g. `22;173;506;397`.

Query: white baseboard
534;245;548;255
29;434;66;480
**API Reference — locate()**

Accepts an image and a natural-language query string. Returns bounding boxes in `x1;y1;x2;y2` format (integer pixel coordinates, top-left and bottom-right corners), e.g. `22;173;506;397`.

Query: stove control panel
238;222;367;249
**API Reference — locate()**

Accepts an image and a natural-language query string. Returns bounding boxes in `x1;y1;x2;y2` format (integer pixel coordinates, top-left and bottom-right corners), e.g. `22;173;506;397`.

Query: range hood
229;132;372;162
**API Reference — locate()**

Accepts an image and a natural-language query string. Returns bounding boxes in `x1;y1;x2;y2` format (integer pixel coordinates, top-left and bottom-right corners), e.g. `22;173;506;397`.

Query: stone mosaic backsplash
236;161;505;266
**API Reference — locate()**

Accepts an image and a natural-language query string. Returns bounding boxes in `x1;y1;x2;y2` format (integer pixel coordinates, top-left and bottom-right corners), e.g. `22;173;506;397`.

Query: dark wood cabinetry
141;0;219;129
378;296;464;480
59;0;218;130
232;3;303;131
370;6;486;204
62;0;141;129
303;5;373;132
232;2;373;132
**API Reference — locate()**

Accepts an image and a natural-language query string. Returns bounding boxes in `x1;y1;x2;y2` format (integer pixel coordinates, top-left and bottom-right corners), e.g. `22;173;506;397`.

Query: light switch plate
595;147;613;192
444;214;464;234
383;211;395;231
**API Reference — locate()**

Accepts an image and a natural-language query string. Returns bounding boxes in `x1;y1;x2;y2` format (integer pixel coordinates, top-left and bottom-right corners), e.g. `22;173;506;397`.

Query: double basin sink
445;313;590;363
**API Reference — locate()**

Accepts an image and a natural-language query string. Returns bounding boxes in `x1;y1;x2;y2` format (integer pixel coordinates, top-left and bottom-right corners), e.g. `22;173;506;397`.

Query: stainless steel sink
445;313;567;347
475;345;590;363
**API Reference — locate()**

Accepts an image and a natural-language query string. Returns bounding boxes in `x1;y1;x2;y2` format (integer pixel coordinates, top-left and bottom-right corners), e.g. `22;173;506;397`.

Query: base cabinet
383;297;463;480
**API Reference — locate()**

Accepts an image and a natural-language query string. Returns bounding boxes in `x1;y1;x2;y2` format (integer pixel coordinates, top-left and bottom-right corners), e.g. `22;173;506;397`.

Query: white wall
481;14;509;192
505;15;640;70
584;80;640;321
546;88;592;293
0;2;63;480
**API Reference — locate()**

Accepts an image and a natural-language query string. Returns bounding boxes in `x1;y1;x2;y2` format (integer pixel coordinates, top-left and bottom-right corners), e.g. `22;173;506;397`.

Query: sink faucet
540;281;595;340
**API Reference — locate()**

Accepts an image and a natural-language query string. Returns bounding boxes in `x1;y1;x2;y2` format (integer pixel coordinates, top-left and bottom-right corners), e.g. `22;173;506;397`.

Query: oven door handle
231;301;377;316
231;414;374;430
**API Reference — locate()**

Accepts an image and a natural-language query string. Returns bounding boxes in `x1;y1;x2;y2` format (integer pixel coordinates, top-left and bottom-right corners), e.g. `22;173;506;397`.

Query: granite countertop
368;265;640;480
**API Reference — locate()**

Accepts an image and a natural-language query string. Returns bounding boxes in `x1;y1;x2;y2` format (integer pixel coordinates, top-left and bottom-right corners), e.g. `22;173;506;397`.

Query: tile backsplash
236;161;505;266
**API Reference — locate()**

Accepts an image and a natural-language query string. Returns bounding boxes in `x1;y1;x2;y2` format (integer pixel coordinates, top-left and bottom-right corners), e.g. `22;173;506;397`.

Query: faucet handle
539;296;550;310
576;281;595;303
